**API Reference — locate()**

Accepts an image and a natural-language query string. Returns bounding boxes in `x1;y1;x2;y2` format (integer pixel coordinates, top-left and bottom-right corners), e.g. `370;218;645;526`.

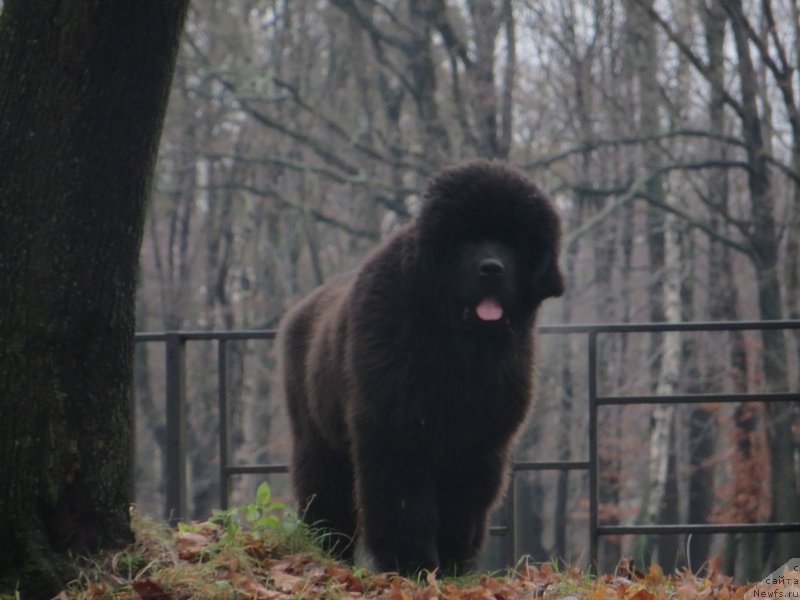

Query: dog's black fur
277;161;564;574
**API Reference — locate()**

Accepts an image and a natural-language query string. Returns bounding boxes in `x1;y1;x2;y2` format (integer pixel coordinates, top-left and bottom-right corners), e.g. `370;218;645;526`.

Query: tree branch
329;0;410;50
210;181;380;240
523;129;800;185
720;0;800;147
185;150;413;215
563;165;753;256
630;0;745;120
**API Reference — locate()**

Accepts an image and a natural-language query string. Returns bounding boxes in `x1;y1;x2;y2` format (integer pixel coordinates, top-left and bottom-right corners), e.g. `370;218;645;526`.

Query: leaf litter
57;508;751;599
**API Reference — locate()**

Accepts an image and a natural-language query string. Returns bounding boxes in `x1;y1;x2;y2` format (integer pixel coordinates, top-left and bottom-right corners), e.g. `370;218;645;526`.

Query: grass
55;485;749;599
61;482;330;599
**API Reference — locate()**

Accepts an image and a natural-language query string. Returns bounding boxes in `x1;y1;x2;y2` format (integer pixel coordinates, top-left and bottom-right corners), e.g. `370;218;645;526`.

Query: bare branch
173;150;414;215
329;0;410;50
523;129;800;185
430;0;473;68
720;0;800;146
563;164;753;256
630;0;745;120
209;181;380;240
498;0;516;158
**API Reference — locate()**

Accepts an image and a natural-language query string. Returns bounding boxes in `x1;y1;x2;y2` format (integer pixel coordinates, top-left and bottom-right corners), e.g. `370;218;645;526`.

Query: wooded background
131;0;800;581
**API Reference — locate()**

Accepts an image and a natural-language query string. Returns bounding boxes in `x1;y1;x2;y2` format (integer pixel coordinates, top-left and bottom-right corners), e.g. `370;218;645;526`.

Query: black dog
277;160;564;574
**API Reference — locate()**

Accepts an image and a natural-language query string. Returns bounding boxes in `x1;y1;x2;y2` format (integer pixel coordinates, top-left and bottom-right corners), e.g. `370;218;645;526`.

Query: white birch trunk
644;208;681;522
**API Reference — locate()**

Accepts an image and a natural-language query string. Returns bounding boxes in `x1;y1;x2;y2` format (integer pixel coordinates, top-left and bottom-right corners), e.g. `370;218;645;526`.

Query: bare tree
128;0;800;577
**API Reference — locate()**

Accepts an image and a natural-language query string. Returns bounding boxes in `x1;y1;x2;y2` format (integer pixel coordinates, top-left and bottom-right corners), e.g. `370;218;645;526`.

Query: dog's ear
544;260;565;299
533;251;565;300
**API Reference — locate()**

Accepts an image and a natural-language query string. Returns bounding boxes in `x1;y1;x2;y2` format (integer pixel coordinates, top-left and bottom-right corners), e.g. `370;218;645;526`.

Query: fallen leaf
627;588;655;600
384;588;411;600
586;586;609;600
645;563;664;585
174;530;210;561
672;580;713;600
132;579;172;600
271;570;307;593
242;579;287;599
326;563;366;593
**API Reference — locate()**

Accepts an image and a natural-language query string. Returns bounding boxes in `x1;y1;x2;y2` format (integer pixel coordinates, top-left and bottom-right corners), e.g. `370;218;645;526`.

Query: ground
48;485;749;600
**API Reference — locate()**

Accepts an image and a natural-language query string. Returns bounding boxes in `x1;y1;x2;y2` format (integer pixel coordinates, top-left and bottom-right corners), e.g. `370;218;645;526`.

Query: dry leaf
645;563;664;585
174;530;210;561
241;579;287;599
132;579;172;600
269;561;308;594
586;586;610;600
627;588;655;600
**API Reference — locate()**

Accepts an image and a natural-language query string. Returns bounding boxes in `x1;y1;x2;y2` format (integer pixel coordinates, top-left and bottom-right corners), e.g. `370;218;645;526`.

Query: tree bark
406;0;451;161
725;0;798;568
0;1;188;596
634;210;681;565
689;0;730;571
625;0;671;566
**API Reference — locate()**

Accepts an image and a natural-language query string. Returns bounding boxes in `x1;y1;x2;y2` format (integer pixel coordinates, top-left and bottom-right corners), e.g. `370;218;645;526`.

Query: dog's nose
479;258;505;277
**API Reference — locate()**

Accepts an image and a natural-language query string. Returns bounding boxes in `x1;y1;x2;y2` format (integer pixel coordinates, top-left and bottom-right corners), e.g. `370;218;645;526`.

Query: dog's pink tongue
476;298;503;321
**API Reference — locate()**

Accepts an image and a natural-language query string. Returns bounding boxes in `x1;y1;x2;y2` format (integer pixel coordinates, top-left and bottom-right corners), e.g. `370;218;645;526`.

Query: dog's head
415;161;564;333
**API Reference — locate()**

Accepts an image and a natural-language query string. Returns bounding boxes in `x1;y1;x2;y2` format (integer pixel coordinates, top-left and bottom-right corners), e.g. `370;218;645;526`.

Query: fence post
507;470;516;565
218;339;229;510
588;330;598;573
164;332;187;523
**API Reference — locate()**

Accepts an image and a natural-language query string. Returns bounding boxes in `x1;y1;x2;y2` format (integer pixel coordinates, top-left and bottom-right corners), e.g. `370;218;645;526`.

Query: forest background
131;0;800;583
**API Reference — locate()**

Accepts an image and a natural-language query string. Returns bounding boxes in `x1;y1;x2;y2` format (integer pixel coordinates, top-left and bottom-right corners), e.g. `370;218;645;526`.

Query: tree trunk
634;210;681;565
725;0;798;569
786;9;800;503
690;0;728;571
554;199;580;562
0;2;188;596
406;0;450;161
625;0;672;566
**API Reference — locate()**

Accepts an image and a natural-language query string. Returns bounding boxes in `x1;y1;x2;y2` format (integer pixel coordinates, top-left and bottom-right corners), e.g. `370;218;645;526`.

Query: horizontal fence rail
134;320;800;569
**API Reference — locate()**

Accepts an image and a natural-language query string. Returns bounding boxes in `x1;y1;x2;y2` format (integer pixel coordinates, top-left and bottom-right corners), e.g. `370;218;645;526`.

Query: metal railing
134;319;800;569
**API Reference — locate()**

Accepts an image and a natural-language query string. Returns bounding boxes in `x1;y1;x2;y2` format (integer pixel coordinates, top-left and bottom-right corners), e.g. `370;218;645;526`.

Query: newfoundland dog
277;160;564;574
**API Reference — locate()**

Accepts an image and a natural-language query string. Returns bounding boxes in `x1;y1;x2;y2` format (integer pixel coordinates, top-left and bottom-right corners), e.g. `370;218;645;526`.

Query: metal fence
134;320;800;569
